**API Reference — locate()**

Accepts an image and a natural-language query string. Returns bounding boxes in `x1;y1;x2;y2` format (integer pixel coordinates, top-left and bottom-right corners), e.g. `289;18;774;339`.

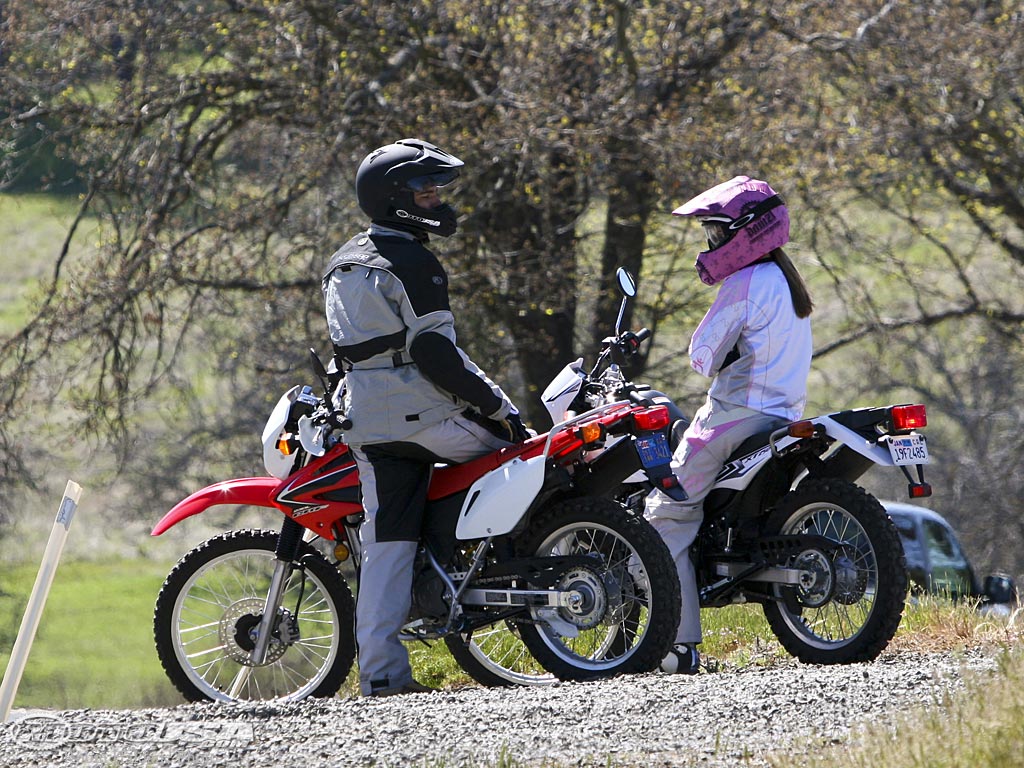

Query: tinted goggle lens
407;170;459;192
701;220;730;249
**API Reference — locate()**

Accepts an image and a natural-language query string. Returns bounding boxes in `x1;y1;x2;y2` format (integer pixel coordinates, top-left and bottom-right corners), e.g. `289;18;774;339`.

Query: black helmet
355;139;464;237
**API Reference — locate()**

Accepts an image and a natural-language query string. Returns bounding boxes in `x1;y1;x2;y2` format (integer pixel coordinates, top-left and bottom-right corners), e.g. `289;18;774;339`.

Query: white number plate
887;434;929;465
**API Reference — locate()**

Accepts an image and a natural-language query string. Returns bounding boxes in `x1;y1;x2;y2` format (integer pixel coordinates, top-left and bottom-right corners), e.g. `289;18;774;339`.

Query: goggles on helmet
406;170;459;192
699;218;732;249
697;194;785;251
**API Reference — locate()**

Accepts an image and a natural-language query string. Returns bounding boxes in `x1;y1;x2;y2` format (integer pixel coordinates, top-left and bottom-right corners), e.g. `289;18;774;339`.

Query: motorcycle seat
668;419;688;451
724;424;783;464
668;421;785;464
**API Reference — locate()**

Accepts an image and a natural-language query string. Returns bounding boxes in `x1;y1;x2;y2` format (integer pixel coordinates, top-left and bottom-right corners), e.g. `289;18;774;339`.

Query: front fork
250;517;305;665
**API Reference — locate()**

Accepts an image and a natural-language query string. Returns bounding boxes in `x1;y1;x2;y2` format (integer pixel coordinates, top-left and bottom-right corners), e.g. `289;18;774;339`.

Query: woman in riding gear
646;176;814;674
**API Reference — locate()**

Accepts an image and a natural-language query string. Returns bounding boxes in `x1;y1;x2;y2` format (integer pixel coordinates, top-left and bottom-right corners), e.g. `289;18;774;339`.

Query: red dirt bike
151;323;682;702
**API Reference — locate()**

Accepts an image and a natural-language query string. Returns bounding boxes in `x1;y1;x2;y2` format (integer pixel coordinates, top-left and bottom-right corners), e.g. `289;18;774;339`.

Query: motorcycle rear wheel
761;478;908;664
514;497;680;681
154;529;356;702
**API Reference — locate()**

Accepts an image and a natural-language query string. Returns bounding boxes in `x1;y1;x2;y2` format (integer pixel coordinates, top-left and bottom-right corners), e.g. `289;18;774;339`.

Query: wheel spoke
531;521;652;668
158;535;350;703
776;501;882;646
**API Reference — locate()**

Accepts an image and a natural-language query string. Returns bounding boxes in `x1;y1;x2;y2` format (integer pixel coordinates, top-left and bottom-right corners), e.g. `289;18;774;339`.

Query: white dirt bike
546;268;928;666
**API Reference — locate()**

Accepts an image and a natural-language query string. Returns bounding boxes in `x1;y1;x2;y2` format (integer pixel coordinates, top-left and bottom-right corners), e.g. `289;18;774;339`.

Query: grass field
0;559;182;709
0;193;97;334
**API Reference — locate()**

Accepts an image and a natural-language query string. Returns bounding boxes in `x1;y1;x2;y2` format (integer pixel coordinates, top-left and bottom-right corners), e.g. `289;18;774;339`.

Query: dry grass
890;595;1024;654
771;648;1024;768
771;600;1024;768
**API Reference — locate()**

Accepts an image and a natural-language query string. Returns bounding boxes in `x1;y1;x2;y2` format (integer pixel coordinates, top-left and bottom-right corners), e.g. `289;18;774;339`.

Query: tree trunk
592;138;657;369
506;148;581;428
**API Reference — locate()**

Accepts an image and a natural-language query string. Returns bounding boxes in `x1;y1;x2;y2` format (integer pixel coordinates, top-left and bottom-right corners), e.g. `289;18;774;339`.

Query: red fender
151;477;284;536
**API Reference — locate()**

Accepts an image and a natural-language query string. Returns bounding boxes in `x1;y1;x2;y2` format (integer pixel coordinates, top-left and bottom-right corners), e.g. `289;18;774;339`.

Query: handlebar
604;327;651;366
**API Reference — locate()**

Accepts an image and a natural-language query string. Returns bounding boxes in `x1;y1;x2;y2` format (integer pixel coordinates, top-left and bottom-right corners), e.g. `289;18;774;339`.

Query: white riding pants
645;396;784;645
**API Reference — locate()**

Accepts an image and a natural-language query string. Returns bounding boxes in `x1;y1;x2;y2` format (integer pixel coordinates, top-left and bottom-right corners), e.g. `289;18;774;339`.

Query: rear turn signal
633;405;670;431
577;421;604;446
787;420;816;438
891;404;927;431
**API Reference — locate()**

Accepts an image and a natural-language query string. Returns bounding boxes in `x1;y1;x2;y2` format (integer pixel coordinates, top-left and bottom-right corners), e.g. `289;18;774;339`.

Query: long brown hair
770;248;814;318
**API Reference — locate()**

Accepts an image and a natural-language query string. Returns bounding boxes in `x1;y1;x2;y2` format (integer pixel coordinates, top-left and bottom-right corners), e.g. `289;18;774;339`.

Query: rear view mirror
984;573;1016;605
616;268;637;298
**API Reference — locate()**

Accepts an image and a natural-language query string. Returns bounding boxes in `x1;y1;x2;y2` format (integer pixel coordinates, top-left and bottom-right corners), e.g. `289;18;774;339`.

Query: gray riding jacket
322;225;514;445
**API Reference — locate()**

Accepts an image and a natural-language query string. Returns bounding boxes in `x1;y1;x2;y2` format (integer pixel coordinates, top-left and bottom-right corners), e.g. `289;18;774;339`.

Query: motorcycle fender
455;455;546;540
815;415;894;466
150;477;283;536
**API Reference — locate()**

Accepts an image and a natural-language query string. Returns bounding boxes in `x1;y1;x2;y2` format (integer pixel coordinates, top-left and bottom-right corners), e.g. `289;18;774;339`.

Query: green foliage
0;117;85;193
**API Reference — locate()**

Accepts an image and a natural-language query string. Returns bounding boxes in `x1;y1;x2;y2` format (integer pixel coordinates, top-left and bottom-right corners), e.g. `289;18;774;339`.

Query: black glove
464;409;532;444
498;412;531;443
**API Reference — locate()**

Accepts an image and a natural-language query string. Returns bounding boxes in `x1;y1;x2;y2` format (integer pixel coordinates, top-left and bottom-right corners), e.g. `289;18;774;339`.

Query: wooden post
0;481;82;721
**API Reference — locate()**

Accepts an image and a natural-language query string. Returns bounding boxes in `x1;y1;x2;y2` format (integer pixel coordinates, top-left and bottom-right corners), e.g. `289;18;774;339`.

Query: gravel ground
0;650;996;768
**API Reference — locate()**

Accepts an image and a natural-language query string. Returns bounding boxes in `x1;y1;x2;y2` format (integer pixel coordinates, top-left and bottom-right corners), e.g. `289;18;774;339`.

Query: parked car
883;501;1017;613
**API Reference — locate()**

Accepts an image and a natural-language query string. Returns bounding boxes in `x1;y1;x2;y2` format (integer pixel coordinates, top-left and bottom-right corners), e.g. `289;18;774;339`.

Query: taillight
909;483;932;498
633;405;670;431
891;404;927;431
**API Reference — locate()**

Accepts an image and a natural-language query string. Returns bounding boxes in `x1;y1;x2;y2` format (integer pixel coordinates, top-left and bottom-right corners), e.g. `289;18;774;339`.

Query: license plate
887;434;929;465
636;433;672;468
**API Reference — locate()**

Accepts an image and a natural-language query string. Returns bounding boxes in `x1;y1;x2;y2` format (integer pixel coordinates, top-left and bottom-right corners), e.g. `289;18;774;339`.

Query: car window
891;515;917;539
921;519;972;596
922;520;965;566
890;514;925;569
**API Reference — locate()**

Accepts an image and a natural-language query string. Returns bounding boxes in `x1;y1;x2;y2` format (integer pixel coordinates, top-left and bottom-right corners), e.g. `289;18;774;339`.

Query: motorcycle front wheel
761;478;908;664
154;529;356;702
514;497;680;681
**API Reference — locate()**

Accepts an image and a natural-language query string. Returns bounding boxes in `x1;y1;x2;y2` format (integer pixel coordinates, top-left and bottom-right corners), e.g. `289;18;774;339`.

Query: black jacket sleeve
409;331;503;416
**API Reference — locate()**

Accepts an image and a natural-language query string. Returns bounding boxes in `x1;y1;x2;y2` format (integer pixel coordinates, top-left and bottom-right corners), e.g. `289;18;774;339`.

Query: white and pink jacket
688;261;812;422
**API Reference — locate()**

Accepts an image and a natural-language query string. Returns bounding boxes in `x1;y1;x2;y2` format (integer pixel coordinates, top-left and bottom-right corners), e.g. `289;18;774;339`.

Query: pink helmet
672;176;789;285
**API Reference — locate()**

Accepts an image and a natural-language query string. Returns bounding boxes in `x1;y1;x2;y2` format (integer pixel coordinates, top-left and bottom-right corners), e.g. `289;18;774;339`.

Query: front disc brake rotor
220;597;288;665
556;567;608;631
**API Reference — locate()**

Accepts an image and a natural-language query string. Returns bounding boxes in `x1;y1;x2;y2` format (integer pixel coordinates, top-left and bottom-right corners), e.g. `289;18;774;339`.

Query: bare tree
763;1;1024;577
4;0;1023;584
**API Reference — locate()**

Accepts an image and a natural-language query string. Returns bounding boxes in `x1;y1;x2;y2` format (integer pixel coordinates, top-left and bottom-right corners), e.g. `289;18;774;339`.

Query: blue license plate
636;433;671;468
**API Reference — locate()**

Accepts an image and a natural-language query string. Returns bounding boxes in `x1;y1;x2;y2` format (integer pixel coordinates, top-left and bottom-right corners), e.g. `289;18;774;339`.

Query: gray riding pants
350;415;510;696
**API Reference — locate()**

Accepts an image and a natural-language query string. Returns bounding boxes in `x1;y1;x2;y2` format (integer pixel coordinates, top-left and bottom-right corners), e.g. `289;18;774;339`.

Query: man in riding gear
646;176;814;674
323;139;529;696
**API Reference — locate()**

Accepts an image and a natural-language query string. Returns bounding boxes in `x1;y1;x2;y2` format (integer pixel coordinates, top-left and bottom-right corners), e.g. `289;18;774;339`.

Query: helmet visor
406;170;460;192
